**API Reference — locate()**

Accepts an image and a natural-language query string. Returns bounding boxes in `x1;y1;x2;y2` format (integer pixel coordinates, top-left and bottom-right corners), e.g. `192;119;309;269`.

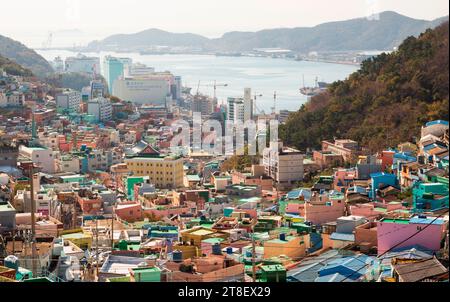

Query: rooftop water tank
172;250;183;262
212;243;222;255
226;247;233;255
279;233;286;241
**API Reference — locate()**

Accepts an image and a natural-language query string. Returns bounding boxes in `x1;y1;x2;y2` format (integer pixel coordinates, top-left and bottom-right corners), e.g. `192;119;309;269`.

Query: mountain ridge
85;11;449;52
0;34;54;77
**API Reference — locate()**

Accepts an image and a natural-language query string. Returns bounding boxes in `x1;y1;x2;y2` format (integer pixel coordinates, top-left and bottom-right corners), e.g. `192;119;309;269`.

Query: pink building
350;201;404;220
143;206;191;219
377;216;446;255
114;202;143;222
303;194;346;225
285;202;304;215
333;169;357;193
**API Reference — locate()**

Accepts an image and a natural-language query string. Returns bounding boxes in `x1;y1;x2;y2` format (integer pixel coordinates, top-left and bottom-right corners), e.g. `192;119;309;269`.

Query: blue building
369;172;399;199
412;182;449;213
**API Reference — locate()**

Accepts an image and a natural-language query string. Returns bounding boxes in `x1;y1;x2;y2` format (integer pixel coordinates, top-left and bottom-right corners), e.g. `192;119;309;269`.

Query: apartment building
263;141;304;188
56;89;82;111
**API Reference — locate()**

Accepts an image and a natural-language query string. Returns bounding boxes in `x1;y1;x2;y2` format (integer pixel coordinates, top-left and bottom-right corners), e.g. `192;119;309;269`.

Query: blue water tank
172;250;183;262
212;243;222;255
226;247;233;255
246;251;252;258
279;233;286;241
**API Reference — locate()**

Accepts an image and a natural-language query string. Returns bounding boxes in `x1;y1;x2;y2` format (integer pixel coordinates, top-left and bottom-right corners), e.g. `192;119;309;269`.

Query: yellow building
124;155;184;189
263;234;310;259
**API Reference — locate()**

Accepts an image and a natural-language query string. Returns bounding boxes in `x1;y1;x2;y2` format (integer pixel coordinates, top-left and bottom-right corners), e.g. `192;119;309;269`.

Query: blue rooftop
287;188;311;200
409;217;445;225
425;120;449;127
315;273;353;282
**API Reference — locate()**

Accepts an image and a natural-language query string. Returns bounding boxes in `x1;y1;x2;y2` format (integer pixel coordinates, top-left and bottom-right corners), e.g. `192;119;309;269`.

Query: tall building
56;89;81;111
263;141;304;187
191;95;214;116
243;88;253;121
227;88;253;124
174;76;182;100
102;56;132;94
87;97;112;123
90;80;105;99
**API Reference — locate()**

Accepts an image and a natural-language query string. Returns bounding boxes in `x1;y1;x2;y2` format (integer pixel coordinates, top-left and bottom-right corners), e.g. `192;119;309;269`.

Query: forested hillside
280;22;449;152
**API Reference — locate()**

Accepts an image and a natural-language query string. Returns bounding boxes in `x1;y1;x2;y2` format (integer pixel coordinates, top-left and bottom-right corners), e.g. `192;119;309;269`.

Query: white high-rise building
56;89;81;111
88;97;112;122
243;87;253;122
227;88;253;123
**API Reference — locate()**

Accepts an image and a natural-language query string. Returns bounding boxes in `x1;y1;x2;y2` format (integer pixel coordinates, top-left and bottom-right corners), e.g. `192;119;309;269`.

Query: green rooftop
381;218;409;224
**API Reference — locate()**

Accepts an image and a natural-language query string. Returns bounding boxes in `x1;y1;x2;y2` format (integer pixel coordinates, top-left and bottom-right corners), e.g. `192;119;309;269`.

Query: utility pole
95;217;99;280
29;167;37;277
251;226;256;282
111;210;114;250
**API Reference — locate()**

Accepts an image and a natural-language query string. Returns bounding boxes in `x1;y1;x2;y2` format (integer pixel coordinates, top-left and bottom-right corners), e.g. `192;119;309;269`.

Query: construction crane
196;80;229;104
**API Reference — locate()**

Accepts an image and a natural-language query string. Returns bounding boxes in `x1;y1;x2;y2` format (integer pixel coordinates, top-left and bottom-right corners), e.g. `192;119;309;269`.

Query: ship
300;76;329;97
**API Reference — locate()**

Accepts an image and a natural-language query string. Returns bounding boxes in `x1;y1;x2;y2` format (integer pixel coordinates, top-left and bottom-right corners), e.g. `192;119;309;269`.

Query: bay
36;49;359;113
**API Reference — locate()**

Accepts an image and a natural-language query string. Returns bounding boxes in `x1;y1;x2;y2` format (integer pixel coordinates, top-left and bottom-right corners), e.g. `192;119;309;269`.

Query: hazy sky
1;0;448;47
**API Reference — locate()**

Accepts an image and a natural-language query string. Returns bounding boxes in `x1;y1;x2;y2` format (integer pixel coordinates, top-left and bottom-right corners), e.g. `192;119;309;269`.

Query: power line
339;211;448;282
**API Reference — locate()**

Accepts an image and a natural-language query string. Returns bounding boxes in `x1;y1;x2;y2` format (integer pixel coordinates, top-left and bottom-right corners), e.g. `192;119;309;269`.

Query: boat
300;76;329;97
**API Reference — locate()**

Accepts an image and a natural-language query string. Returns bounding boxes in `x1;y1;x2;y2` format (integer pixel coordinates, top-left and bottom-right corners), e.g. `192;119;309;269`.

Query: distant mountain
0;34;54;77
86;11;449;53
87;28;210;51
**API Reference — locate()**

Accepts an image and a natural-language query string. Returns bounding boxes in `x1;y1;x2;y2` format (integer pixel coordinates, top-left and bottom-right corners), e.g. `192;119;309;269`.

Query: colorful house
412;182;449;213
369;172;399;200
377;215;446;255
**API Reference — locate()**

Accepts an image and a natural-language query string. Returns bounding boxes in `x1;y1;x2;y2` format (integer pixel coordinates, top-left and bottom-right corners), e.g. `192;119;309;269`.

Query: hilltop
280;21;449;152
0;34;54;77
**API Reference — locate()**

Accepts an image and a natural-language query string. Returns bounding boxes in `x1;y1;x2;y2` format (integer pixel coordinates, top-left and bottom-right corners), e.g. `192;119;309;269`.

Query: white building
263;141;304;187
19;146;59;174
38;131;59;151
88;97;112;122
112;75;173;106
56;155;81;173
0;91;24;107
65;54;100;74
125;63;155;77
227;88;253;123
56;89;81;111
